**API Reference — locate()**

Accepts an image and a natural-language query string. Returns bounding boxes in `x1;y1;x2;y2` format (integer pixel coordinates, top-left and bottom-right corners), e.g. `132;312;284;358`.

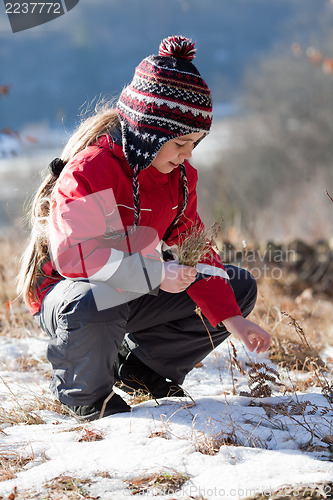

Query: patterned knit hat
116;35;213;231
116;35;213;172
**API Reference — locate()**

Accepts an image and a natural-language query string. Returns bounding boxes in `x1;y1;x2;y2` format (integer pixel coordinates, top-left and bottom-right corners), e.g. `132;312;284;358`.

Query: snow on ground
0;333;332;499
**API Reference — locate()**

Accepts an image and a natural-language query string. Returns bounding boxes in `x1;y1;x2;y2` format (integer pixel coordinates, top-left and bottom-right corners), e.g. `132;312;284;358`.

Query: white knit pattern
118;101;207;133
132;76;211;105
124;87;213;118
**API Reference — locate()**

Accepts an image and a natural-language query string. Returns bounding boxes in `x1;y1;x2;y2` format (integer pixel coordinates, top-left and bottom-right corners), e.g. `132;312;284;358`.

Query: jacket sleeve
163;162;242;327
49;149;162;296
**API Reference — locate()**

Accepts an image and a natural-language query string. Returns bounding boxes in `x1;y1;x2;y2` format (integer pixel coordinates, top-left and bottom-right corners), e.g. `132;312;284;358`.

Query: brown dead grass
193;431;239;455
0;406;45;426
0;394;71;428
5;474;100;499
0;449;47;482
178;218;223;267
115;384;154;405
0;239;19;303
77;427;104;442
125;468;189;495
0;237;41;339
251;275;333;369
148;429;169;439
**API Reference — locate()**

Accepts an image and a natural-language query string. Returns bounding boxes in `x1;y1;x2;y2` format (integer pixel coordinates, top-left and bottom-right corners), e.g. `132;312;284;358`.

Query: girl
18;35;271;421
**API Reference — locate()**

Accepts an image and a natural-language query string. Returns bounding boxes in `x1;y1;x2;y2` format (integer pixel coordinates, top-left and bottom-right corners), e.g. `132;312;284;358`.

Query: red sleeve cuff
187;276;242;327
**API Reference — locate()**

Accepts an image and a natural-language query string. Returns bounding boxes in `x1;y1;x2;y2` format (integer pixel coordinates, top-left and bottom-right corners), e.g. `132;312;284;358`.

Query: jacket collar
98;134;170;189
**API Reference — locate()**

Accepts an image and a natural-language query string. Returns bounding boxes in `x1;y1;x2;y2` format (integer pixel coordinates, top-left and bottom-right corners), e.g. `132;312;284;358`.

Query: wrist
220;314;243;330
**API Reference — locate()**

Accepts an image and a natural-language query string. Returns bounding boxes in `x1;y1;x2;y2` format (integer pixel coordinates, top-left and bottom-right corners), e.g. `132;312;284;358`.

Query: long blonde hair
17;106;120;308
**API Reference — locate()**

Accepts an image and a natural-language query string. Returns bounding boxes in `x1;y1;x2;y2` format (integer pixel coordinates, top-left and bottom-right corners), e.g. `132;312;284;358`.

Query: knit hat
116;35;213;171
116;35;213;231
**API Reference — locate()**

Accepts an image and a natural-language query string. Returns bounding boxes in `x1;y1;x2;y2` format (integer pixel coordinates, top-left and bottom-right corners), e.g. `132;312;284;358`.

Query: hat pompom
159;35;196;61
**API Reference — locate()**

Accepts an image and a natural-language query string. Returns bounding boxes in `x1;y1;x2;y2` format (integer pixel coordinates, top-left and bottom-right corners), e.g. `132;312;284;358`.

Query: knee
59;280;129;324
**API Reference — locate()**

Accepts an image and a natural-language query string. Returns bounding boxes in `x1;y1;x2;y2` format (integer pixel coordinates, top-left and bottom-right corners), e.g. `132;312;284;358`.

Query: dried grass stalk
325;189;333;203
178;218;223;267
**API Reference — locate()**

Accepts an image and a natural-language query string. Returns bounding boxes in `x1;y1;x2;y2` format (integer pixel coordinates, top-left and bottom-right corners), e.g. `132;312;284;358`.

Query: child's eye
175;142;185;148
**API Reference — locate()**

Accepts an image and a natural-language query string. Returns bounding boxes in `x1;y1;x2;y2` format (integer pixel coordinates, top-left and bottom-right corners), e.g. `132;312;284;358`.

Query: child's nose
179;143;193;160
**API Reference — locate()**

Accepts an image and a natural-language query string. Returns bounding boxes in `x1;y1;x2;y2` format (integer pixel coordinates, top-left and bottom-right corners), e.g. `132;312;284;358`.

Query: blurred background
0;0;332;244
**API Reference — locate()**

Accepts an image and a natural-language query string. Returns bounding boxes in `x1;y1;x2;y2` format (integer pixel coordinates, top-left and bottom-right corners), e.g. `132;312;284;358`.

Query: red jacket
30;135;241;325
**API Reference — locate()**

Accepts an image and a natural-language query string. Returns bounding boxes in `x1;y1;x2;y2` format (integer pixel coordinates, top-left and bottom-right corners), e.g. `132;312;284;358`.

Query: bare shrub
245;362;284;398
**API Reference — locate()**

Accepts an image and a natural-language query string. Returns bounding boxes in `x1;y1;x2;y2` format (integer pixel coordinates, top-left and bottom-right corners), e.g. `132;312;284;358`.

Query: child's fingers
248;332;269;353
259;335;271;353
259;330;271;352
250;331;271;353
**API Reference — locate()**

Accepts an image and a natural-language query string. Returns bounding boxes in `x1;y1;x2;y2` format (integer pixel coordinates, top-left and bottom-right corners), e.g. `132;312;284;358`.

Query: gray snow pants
35;265;257;406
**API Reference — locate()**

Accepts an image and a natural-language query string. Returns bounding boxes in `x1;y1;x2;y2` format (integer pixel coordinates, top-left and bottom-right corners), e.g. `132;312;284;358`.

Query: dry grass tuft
269;335;326;372
77;427;104;442
178;218;223;267
115;384;155;405
285;374;318;393
249;276;332;394
0;241;19;303
0;406;45;426
0;449;47;482
192;417;268;453
148;429;169;439
0;393;71;428
193;431;239;455
43;475;95;498
178;226;211;267
6;475;100;500
0;237;42;339
0;301;37;338
251;274;333;347
125;468;189;495
15;356;41;372
0;453;33;482
28;395;70;415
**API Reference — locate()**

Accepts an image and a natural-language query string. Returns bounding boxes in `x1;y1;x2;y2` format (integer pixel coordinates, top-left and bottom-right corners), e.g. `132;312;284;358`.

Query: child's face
151;132;204;174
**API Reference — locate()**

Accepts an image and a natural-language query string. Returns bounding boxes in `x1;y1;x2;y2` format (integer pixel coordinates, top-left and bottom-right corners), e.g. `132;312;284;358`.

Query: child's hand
160;261;197;293
222;316;271;353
